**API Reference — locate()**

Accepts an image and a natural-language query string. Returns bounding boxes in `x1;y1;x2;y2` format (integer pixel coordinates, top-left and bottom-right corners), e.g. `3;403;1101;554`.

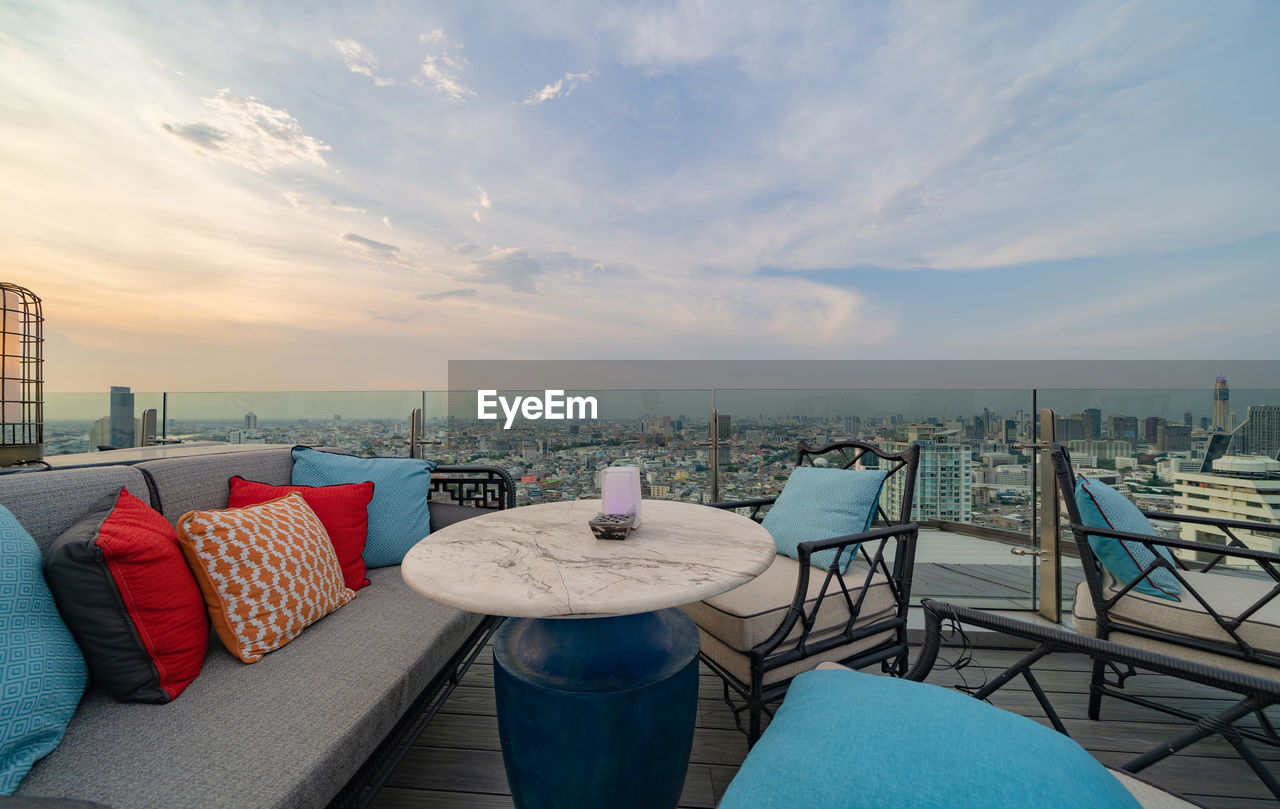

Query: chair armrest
710;497;777;523
753;522;920;665
907;599;1280;700
431;464;515;509
1068;521;1280;565
1139;509;1280;536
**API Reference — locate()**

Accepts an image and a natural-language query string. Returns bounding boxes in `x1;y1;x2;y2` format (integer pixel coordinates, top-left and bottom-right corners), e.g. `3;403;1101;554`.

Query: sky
2;0;1278;393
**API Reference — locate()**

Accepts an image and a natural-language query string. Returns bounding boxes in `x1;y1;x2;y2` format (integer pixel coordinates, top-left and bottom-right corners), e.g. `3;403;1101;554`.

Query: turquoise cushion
1076;475;1181;600
0;505;88;794
761;467;888;571
290;448;437;569
719;669;1141;809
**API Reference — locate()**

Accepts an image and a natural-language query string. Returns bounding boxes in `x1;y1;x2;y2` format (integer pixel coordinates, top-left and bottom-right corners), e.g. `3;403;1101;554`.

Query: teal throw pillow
719;669;1141;809
761;467;888;571
1075;475;1181;600
290;448;437;569
0;505;89;794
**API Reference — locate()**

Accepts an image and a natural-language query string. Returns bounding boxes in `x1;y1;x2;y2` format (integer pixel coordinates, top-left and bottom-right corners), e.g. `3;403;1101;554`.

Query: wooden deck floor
369;634;1279;809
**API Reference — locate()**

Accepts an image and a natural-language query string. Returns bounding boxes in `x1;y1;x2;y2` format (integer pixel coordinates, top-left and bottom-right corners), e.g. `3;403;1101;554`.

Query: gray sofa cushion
136;446;347;525
16;566;484;809
0;468;150;553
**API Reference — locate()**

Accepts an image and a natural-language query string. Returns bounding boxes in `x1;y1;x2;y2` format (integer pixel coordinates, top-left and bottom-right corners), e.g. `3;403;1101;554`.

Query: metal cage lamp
0;283;42;467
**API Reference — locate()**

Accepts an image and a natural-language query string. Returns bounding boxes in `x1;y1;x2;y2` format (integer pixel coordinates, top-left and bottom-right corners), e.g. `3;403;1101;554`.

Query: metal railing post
408;408;422;459
1037;407;1061;622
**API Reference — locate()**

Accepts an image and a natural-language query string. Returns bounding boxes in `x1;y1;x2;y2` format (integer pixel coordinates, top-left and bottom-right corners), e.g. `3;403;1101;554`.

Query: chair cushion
1073;575;1280;675
44;489;209;703
681;554;897;686
228;476;373;591
177;493;354;663
0;506;88;794
761;467;888;571
15;567;485;809
718;668;1141;809
291;447;436;568
1076;475;1181;600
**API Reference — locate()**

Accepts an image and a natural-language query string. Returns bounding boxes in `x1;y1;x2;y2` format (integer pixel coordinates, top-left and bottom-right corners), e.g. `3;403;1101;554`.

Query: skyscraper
1232;404;1280;458
109;385;134;449
1213;377;1230;431
245;412;258;430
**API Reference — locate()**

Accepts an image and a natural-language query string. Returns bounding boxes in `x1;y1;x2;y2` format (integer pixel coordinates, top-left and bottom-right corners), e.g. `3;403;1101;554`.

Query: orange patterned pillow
176;492;355;663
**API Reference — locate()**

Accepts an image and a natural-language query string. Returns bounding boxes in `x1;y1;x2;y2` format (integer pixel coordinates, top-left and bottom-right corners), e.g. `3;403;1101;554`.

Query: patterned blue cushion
719;669;1141;809
0;505;88;794
761;467;889;571
1076;476;1181;600
290;448;437;569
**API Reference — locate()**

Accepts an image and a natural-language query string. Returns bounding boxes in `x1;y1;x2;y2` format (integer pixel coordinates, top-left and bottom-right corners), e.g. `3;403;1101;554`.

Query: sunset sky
2;1;1277;393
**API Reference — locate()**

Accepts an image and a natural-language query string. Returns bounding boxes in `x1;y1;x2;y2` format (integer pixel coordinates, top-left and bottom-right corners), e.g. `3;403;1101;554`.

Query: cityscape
42;377;1280;557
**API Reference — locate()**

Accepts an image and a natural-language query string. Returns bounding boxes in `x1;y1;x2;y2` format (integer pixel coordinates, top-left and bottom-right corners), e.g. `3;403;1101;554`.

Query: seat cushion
15;566;485;809
681;554;897;686
720;669;1140;809
1073;576;1280;678
760;467;888;571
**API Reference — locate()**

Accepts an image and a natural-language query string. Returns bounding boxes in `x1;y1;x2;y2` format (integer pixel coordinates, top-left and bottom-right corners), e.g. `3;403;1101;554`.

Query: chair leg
747;670;764;747
1088;659;1106;721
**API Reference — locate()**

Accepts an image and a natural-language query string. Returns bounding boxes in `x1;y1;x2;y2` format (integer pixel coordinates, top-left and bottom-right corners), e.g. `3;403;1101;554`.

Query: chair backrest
1048;443;1086;526
794;440;921;525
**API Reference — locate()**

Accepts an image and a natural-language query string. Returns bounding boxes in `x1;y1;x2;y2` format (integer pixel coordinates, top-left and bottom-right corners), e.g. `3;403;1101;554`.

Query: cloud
328;200;365;213
524;71;593;105
159;89;330;172
382;216;392;229
470;187;491;222
467;246;543;292
417;288;477;301
415;29;474;103
282;191;311;209
330;38;395;86
365;309;421;323
283;192;364;214
453;242;478;254
341;232;401;260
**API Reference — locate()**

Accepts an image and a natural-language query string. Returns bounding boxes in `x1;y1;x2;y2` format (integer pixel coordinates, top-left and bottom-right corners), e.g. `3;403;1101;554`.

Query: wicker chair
680;440;920;744
1051;443;1280;724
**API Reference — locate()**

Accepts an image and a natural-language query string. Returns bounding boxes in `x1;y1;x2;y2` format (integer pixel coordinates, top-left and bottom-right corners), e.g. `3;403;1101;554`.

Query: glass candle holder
600;466;643;527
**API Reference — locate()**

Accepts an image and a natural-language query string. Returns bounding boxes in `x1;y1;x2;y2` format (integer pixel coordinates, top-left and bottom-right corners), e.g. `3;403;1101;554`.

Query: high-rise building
1231;404;1280;458
1213;377;1230;431
1056;417;1085;442
1173;456;1280;557
714;414;732;441
89;416;111;449
1083;409;1102;440
245;412;258;430
109;386;135;449
884;425;972;524
1157;423;1191;453
1144;417;1162;444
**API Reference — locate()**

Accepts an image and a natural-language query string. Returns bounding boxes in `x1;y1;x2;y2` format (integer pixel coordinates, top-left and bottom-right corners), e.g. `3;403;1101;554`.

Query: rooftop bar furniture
681;439;921;744
401;498;776;809
1050;445;1280;732
0;445;513;809
717;600;1225;808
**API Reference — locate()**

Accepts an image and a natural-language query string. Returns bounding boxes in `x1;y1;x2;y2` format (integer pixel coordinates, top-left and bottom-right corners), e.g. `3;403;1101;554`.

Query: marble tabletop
402;499;776;618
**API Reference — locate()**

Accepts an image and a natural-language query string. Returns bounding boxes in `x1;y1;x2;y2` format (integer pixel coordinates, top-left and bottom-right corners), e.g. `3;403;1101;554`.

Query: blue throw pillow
1075;476;1181;601
719;669;1141;809
0;505;88;794
761;467;889;571
290;448;437;569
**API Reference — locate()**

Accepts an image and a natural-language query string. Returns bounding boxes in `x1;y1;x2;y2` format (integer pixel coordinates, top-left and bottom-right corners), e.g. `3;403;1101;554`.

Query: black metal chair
1051;443;1280;725
680;440;920;744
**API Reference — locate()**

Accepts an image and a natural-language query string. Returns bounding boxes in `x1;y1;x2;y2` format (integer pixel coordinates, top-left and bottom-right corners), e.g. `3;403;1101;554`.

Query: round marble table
402;498;775;809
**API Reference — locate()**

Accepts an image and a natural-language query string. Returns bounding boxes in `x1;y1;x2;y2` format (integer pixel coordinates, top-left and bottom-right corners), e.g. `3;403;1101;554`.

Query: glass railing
36;382;1280;616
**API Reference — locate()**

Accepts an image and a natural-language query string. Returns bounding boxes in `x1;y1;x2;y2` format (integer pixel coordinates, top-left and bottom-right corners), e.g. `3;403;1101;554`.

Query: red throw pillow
227;476;373;590
44;488;210;703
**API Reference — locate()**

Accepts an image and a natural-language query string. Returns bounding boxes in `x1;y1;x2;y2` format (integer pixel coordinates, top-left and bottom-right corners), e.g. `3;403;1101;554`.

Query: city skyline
3;2;1278;392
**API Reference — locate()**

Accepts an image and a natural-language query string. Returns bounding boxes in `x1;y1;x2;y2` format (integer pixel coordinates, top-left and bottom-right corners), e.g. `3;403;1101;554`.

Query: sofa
0;446;513;809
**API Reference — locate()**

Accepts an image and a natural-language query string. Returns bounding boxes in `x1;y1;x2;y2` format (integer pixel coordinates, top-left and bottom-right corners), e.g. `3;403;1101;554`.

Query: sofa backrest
136;446;351;525
0;467;150;553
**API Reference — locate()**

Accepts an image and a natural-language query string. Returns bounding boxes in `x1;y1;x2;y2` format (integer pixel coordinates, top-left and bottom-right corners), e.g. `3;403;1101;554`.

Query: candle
600;466;643;527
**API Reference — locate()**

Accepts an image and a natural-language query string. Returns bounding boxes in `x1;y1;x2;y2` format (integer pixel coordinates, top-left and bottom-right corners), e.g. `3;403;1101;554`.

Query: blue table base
493;608;700;809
